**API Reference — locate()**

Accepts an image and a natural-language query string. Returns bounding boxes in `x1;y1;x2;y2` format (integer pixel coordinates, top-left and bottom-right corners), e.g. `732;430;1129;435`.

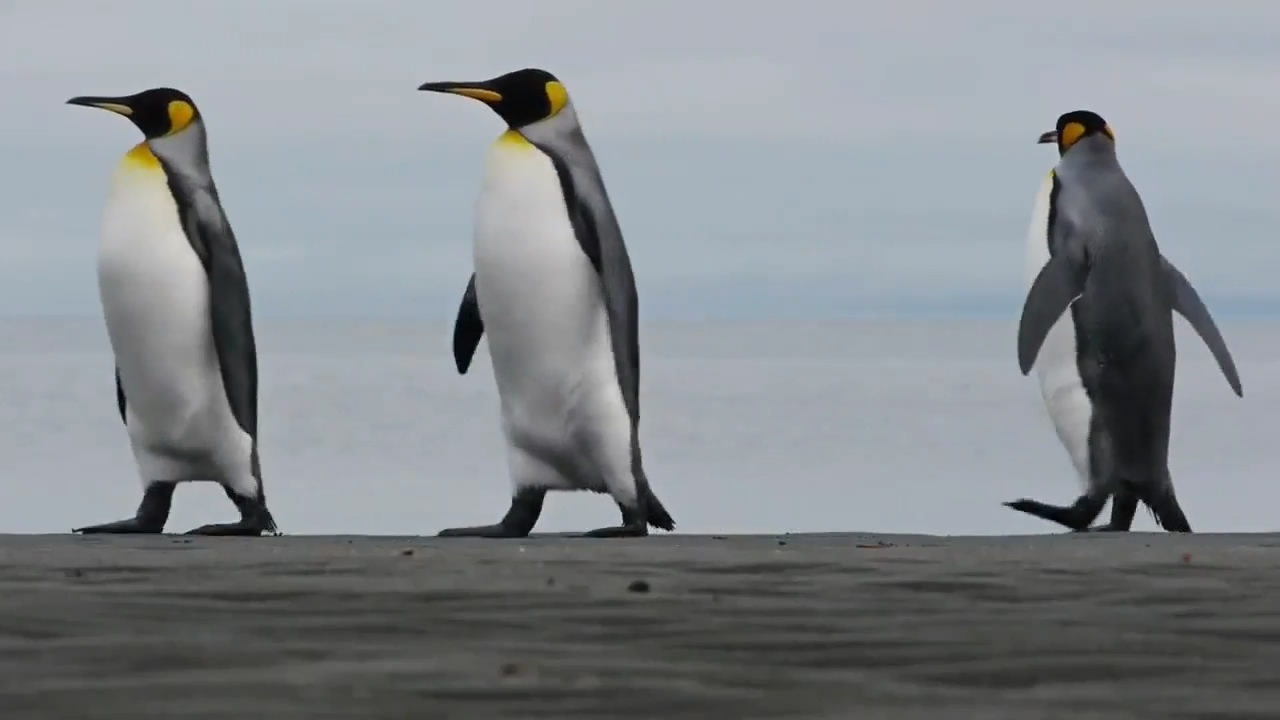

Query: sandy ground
1;533;1279;719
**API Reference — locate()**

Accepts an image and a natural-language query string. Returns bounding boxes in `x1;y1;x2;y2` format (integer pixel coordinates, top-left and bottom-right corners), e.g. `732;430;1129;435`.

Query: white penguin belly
1026;170;1093;488
97;161;251;489
471;136;632;496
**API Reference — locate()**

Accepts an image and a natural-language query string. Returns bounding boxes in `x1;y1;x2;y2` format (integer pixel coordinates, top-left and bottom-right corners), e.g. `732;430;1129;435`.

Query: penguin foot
73;481;175;534
1003;497;1100;532
1077;523;1128;533
437;488;545;538
580;522;648;538
437;523;531;538
183;519;275;537
578;502;653;538
72;517;166;534
185;500;278;537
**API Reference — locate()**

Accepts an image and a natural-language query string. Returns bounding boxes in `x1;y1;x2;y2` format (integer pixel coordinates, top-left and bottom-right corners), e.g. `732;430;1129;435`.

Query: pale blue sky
1;0;1277;320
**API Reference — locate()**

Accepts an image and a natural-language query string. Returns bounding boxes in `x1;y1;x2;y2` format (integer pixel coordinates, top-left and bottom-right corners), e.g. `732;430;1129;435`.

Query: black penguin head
418;68;569;129
66;87;201;139
1038;110;1115;156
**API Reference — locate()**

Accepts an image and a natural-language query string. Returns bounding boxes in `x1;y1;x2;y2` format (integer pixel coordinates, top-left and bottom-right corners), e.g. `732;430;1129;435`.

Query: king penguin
417;67;675;538
66;88;278;536
1006;110;1243;533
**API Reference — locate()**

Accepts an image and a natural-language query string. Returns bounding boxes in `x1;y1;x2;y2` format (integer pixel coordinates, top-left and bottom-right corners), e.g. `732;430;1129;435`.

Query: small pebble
399;548;414;556
499;662;520;676
627;579;650;593
777;540;788;546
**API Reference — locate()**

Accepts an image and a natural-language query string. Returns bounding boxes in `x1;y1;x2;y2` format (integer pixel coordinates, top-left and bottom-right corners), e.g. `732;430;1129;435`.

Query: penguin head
66;87;201;140
418;68;570;129
1038;110;1115;156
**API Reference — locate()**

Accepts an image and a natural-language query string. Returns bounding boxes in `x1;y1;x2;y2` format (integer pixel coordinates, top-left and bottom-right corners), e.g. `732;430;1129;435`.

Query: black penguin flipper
115;367;127;425
206;223;259;441
159;163;260;447
529;133;672;531
179;184;259;444
529;139;639;414
1017;254;1087;375
452;273;484;374
1161;257;1243;397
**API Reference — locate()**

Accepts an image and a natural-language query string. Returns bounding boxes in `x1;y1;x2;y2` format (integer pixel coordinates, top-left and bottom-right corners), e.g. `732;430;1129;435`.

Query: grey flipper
1161;258;1243;397
1017;254;1087;375
526;129;674;534
115;367;126;424
453;273;484;374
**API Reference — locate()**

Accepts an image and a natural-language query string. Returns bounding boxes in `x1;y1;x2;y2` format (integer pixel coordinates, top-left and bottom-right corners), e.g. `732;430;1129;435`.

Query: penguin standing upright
67;88;277;536
418;68;675;538
1007;110;1243;532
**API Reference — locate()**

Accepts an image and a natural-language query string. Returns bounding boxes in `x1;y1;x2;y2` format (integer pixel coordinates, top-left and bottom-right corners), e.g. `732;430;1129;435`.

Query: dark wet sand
2;533;1279;719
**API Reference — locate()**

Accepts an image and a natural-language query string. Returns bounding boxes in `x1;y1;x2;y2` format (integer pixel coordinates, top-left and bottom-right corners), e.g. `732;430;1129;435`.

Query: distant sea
0;315;1272;536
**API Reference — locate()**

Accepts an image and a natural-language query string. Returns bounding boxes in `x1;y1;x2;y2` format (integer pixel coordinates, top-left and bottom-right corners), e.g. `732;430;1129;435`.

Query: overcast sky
1;1;1277;320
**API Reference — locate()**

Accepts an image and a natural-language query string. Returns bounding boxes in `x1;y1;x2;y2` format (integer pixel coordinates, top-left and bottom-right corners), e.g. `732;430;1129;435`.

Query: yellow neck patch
167;100;196;136
545;81;568;116
496;129;533;148
121;142;162;171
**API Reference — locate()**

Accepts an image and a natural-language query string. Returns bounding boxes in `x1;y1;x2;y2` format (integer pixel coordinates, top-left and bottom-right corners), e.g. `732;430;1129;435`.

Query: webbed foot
73;481;174;535
436;487;544;539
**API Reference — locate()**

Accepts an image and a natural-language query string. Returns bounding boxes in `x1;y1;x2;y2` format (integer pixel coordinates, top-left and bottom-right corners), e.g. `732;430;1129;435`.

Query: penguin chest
471;140;613;416
96;169;224;447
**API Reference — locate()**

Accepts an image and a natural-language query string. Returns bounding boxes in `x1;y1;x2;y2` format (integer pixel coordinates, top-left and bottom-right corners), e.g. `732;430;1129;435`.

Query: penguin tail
1137;474;1192;533
642;487;675;532
260;506;280;535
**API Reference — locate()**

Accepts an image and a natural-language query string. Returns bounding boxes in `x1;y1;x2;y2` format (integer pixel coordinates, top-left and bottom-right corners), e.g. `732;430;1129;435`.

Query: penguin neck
120;142;163;173
495;129;535;149
147;122;214;183
1064;136;1116;164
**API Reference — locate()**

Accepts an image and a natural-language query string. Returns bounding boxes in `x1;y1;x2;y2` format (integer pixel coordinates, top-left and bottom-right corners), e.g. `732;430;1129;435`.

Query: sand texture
1;532;1279;719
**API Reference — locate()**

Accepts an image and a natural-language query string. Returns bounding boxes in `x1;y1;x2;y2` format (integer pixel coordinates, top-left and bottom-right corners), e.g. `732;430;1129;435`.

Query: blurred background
0;0;1274;535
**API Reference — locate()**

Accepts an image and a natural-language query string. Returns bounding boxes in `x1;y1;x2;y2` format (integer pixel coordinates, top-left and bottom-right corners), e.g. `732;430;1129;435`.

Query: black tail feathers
642;487;675;532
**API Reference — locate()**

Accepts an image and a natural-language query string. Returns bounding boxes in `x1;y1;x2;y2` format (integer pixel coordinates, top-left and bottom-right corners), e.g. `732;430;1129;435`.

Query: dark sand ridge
1;533;1279;719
